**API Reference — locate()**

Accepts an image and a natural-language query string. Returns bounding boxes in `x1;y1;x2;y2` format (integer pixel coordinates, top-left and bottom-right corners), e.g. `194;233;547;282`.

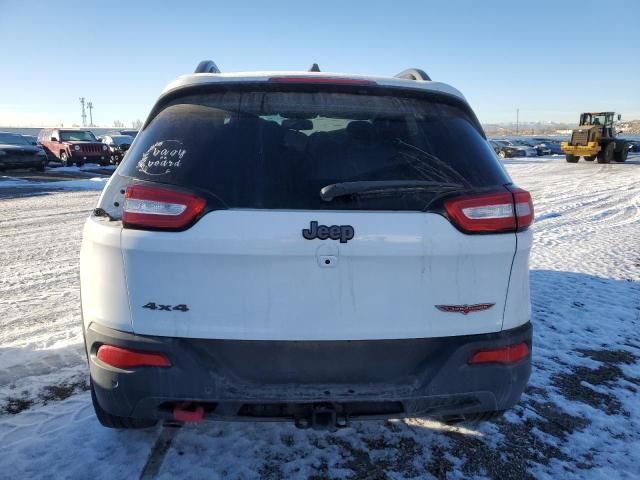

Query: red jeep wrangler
38;128;110;166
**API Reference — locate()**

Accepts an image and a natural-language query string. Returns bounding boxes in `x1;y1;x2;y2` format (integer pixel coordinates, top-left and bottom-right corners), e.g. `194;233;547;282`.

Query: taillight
510;187;534;230
468;342;530;365
268;76;376;86
122;184;206;230
444;188;534;234
96;345;171;368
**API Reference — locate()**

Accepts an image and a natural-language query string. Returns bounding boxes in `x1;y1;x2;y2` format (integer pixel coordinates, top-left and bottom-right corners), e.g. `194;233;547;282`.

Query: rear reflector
123;184;206;230
468;343;529;365
97;345;171;368
444;188;534;233
268;76;376;86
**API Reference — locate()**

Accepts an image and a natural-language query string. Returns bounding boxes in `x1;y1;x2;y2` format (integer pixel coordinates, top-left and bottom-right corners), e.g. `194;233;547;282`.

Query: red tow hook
173;403;204;423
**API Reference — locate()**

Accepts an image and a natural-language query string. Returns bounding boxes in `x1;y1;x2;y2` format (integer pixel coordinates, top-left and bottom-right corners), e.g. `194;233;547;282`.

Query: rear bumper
86;322;532;421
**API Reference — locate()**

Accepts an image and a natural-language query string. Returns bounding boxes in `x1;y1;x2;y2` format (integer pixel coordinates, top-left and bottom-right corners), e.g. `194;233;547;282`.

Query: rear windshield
120;89;510;210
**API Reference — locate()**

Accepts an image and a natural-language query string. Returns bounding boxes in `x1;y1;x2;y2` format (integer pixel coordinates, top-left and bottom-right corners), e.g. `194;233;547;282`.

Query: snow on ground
0;155;639;479
0;176;107;190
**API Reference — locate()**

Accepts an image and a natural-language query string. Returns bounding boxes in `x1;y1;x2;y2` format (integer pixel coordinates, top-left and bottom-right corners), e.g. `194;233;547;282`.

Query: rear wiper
320;180;464;202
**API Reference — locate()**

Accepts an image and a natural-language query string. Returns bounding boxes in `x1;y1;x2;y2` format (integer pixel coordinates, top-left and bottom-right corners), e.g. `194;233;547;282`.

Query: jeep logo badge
302;221;354;243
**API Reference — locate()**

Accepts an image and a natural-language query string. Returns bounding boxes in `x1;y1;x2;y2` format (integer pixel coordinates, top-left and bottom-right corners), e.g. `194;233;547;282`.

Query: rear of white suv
81;66;533;429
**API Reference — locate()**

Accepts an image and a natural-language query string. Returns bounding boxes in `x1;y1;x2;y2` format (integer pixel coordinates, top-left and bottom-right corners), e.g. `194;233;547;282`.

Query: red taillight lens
468;342;530;365
444;188;534;234
445;191;516;233
268;76;376;86
122;184;206;230
510;187;534;230
97;345;171;368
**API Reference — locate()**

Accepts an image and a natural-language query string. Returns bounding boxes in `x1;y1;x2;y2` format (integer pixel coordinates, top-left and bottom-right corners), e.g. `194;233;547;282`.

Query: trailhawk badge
302;221;354;243
435;303;495;315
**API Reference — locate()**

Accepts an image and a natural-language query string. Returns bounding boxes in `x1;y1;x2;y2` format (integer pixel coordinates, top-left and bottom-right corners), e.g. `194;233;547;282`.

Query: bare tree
113;120;124;128
132;119;142;129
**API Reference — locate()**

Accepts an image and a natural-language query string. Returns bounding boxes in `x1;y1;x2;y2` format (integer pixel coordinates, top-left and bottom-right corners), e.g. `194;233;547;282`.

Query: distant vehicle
489;139;530;158
0;131;48;171
626;141;640;153
99;134;134;164
38;128;110;166
82;61;533;430
513;139;551;156
532;138;564;155
561;112;629;163
114;129;138;138
21;134;49;157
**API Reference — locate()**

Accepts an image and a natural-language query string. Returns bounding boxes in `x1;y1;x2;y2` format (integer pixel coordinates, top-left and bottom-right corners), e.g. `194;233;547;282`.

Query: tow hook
173;402;204;423
295;404;348;431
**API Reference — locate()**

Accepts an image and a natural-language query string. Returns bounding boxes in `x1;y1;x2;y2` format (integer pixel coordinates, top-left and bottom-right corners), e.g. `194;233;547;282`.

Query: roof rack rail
394;68;431;81
194;60;220;74
309;63;320;72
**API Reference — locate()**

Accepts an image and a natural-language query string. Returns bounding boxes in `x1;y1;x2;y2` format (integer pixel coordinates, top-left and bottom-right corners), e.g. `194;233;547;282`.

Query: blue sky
1;0;638;126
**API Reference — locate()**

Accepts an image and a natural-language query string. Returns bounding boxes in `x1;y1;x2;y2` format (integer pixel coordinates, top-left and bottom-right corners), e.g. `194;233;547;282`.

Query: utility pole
79;97;87;127
87;101;94;127
516;108;519;136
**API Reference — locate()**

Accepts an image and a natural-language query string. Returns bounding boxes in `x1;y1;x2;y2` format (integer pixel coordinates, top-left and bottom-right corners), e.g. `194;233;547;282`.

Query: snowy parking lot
1;156;639;479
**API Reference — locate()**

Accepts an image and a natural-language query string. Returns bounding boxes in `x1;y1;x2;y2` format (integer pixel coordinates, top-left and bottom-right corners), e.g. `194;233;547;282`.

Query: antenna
79;97;87;127
309;63;320;72
87;101;94;127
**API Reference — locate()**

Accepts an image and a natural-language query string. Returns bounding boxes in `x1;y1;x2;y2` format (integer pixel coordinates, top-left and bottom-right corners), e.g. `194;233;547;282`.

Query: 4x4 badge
435;303;494;315
302;221;354;243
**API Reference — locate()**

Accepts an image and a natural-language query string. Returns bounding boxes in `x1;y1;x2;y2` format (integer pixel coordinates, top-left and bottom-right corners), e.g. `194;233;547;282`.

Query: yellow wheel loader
561;112;630;164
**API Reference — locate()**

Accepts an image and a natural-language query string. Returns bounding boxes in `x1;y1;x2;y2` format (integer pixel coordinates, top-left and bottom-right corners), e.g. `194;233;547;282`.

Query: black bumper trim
86;322;532;420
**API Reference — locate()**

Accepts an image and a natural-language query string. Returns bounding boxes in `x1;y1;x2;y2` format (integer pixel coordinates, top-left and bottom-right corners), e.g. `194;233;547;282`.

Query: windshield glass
111;135;134;145
60;130;97;142
121;90;509;211
0;133;30;145
582;114;608;126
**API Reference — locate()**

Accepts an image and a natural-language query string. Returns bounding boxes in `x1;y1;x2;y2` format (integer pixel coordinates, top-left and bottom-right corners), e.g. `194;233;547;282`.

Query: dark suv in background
38;128;110;166
98;134;134;164
0;132;48;171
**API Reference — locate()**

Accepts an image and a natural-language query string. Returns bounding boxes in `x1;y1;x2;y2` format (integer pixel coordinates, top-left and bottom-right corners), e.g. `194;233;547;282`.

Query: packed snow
0;155;639;479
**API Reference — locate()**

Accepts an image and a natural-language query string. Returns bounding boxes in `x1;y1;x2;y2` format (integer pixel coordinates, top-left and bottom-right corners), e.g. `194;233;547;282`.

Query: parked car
489;139;530;158
532;138;564;155
0;132;48;171
38;128;110;166
82;62;534;430
98;134;134;164
21;134;49;158
628;141;640;153
513;139;551;156
113;129;138;138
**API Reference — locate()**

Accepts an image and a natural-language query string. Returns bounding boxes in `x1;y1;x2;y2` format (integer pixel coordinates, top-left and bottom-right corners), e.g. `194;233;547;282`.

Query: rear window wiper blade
320;180;464;202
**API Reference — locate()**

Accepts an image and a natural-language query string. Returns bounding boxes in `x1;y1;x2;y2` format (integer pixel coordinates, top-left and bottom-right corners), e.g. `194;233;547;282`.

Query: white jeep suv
81;62;533;429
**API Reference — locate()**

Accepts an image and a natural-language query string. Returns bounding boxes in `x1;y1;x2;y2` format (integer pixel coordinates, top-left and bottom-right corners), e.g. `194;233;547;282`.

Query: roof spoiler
192;60;430;81
394;68;431;81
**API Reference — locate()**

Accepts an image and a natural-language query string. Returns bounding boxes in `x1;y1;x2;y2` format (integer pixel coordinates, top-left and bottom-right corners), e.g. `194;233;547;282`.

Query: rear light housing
96;345;171;368
468;342;530;365
444;187;534;234
122;184;206;230
509;187;534;230
268;76;376;86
